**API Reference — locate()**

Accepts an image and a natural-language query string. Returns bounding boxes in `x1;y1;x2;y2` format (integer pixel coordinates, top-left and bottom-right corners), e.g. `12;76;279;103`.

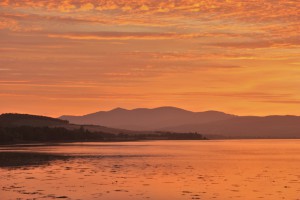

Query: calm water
0;140;300;200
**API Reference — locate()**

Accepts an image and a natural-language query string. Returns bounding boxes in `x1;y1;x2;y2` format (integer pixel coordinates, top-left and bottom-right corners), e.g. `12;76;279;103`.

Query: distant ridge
163;115;300;138
60;107;300;138
60;106;236;131
1;110;300;139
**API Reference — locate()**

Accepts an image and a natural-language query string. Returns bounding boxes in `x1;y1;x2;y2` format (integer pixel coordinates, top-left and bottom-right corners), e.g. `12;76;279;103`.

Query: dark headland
0;113;206;145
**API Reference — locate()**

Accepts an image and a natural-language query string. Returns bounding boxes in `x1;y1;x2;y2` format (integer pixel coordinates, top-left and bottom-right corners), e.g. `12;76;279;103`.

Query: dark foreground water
0;140;300;200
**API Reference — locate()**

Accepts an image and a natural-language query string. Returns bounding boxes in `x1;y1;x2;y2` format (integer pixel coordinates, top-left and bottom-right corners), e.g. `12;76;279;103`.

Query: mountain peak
154;106;188;111
110;107;128;112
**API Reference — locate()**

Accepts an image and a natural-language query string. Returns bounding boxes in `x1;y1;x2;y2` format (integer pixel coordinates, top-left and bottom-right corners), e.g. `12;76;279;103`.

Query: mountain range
60;107;235;130
60;107;300;139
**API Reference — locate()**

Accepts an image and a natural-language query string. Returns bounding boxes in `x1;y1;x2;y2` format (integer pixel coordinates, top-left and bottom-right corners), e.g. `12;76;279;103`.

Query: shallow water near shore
0;140;300;200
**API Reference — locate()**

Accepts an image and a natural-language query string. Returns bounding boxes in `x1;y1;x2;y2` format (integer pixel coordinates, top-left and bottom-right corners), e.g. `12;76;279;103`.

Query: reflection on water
0;152;71;167
0;140;300;200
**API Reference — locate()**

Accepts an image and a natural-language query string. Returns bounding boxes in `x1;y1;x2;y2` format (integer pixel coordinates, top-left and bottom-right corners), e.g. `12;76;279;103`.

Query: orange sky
0;0;299;117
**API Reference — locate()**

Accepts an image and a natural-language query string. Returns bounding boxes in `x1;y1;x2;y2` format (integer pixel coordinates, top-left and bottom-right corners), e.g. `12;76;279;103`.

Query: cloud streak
0;0;299;116
47;32;207;40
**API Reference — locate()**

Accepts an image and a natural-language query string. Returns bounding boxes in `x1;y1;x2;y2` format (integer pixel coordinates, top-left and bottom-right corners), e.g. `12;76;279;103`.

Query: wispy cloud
207;36;300;49
47;32;206;40
0;0;299;116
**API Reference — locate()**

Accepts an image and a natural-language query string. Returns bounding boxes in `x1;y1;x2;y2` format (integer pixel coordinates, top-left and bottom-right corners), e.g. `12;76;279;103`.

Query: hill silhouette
0;113;69;127
0;113;206;144
60;107;300;139
0;113;140;135
2;110;300;139
60;106;235;130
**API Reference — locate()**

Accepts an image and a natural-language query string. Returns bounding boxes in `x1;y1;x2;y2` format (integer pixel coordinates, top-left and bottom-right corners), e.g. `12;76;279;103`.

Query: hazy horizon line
1;106;299;119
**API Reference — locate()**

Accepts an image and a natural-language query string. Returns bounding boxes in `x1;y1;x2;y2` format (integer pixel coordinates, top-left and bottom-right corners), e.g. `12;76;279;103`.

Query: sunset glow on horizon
0;0;299;117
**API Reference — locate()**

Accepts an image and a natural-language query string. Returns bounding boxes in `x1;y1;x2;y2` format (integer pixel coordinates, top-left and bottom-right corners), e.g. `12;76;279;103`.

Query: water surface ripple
0;140;300;200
